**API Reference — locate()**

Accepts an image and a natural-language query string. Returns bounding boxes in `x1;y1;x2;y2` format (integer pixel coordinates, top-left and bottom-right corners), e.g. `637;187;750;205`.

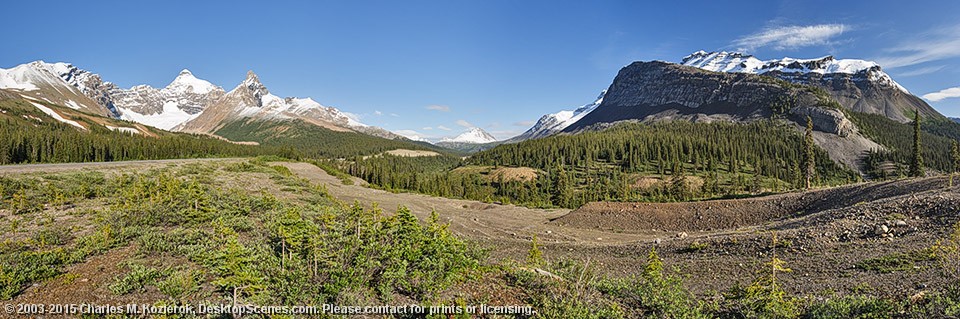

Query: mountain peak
244;70;259;82
234;70;268;97
442;127;497;144
166;69;219;94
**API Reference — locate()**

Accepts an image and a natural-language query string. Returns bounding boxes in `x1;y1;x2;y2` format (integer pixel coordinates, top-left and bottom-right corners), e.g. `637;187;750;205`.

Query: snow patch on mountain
511;90;606;141
121;101;201;130
442;127;497;144
681;51;909;93
28;101;85;130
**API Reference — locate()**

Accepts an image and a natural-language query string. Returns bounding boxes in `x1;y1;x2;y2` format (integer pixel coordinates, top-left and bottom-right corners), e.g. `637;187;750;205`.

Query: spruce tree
952;140;960;174
803;116;815;189
909;111;925;177
951;140;960;186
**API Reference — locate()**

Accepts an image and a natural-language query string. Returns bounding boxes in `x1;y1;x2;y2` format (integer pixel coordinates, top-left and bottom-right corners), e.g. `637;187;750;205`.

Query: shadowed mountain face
563;61;854;135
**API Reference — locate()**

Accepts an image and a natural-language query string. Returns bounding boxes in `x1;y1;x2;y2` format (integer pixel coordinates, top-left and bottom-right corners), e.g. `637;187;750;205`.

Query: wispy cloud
895;65;947;77
437;125;452;131
922;86;960;102
455;120;474;128
425;105;450;112
389;113;399;117
875;24;960;68
733;24;847;51
422;127;433;130
513;120;535;127
373;110;383;116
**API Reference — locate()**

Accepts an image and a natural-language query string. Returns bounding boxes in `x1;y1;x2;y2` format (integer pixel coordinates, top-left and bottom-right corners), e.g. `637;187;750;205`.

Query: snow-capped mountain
510;90;605;141
0;61;402;139
681;51;908;92
112;69;225;130
441;127;498;144
680;51;938;122
176;71;370;134
0;61;114;116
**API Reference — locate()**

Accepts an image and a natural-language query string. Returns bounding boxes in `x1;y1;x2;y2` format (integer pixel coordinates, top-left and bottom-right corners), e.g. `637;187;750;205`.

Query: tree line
334;121;862;208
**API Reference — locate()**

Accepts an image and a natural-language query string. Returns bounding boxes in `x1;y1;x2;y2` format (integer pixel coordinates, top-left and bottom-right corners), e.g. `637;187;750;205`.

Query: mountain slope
563;61;882;171
0;61;403;141
681;51;941;123
112;69;225;130
0;62;115;117
214;118;442;158
176;71;389;138
510;90;605;141
0;88;266;164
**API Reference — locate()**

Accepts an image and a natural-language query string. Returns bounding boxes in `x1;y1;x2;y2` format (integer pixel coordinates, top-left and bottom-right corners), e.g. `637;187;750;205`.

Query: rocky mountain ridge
681;51;940;122
509;90;605;142
0;61;401;139
562;61;882;170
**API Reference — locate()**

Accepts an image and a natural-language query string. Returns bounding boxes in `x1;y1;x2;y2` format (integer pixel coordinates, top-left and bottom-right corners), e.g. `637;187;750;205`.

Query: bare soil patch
489;167;538;182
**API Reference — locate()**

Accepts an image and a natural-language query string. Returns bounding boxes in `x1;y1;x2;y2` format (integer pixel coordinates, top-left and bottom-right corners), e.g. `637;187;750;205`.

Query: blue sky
3;0;960;140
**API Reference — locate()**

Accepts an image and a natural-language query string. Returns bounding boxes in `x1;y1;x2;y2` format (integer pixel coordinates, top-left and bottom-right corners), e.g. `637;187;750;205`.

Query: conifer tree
803;116;815;189
951;140;960;186
909;111;925;177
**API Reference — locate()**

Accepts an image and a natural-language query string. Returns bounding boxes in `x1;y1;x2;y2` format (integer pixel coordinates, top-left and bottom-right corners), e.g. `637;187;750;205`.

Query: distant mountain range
1;51;954;159
0;61;403;142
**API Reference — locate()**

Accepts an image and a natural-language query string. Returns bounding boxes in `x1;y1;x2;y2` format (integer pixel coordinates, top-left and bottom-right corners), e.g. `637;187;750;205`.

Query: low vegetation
1;161;959;317
0;160;482;306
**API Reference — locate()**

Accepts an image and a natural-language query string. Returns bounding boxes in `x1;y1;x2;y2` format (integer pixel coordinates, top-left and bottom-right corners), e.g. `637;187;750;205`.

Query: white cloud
922;86;960;102
455;119;474;128
425;105;450;112
895;65;946;77
875;24;960;68
513;120;535;127
373;110;383;116
733;24;847;51
437;125;452;131
390;113;399;117
422;127;433;130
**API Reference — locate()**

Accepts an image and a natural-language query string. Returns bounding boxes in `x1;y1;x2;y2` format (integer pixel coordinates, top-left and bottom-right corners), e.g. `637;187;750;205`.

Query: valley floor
279;161;960;298
2;158;958;317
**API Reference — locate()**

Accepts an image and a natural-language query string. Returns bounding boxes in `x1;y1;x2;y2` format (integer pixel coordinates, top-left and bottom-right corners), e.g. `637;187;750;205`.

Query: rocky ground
3;159;958;304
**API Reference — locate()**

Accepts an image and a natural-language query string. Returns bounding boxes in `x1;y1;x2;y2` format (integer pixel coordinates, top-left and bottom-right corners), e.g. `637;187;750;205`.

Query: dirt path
277;162;647;246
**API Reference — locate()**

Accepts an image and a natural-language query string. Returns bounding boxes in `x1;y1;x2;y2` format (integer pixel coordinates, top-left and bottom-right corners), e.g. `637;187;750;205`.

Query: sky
3;0;960;141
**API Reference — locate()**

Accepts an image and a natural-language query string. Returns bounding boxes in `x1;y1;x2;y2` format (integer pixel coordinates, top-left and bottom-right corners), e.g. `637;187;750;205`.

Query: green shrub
109;263;167;295
596;248;710;318
805;295;900;319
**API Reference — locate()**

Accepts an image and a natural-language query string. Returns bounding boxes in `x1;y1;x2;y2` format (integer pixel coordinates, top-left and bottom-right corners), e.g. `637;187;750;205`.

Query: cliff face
770;70;940;123
565;61;852;135
563;61;882;171
679;51;943;123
